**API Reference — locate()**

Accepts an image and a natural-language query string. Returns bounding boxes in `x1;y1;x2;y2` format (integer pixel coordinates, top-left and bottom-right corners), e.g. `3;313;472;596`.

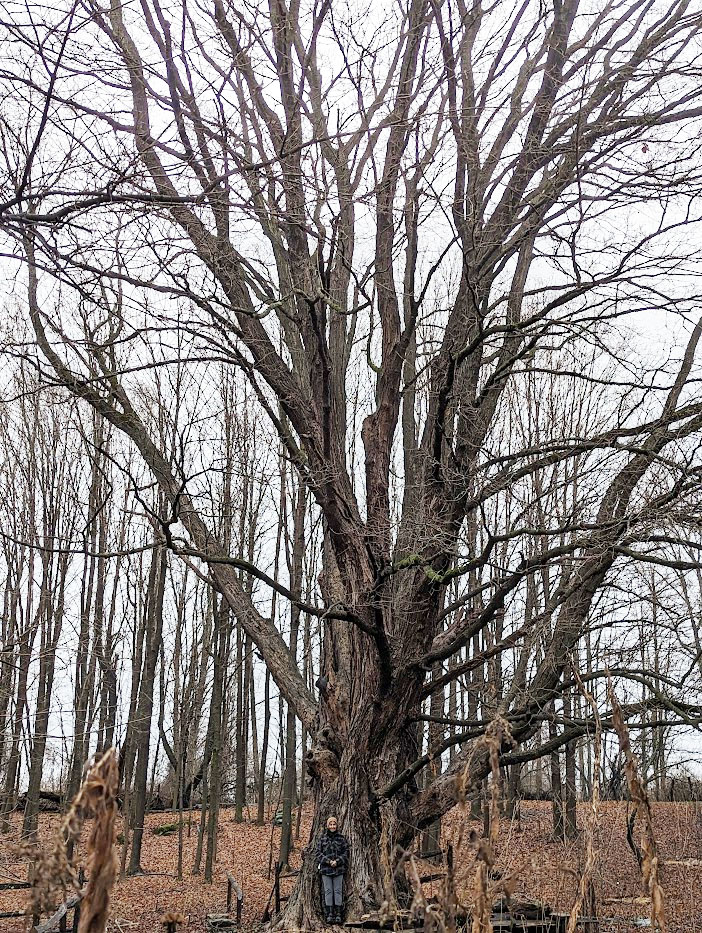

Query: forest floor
2;801;702;932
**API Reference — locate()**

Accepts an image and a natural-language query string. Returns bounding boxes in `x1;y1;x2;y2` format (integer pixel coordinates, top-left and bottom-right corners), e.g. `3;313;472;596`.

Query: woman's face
327;817;338;832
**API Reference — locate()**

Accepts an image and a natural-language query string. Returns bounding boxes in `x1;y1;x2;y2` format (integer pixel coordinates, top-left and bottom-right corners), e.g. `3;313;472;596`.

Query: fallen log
16;790;63;812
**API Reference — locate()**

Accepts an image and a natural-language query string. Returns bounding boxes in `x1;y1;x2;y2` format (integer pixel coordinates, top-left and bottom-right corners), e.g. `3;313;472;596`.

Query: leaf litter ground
2;801;702;932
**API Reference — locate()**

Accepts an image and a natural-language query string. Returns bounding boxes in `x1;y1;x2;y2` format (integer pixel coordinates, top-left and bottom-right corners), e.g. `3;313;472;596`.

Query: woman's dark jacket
315;829;350;875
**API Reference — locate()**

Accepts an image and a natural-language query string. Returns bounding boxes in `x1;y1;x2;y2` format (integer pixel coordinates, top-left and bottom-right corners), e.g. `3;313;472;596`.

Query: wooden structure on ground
345;899;597;932
261;862;299;923
204;871;244;931
34;890;84;933
0;876;85;933
0;879;31;924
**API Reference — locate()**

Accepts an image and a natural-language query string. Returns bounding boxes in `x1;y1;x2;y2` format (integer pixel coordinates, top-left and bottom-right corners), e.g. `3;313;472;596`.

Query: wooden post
72;868;85;933
225;873;243;926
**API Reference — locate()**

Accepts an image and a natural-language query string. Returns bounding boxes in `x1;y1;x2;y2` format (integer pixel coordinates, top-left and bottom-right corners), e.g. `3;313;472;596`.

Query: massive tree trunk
286;704;422;926
281;575;432;927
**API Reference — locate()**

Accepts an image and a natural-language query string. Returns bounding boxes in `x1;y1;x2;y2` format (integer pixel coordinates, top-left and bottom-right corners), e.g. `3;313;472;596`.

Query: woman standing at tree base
316;816;350;924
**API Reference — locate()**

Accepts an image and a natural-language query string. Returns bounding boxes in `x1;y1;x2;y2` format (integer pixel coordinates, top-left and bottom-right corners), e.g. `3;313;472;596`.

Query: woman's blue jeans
322;874;343;907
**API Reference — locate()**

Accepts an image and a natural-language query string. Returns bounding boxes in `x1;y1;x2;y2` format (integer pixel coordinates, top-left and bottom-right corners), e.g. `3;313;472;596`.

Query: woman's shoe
324;908;334;925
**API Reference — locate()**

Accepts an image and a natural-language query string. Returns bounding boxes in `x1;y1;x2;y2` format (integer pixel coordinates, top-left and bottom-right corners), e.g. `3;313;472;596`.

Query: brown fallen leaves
3;800;702;932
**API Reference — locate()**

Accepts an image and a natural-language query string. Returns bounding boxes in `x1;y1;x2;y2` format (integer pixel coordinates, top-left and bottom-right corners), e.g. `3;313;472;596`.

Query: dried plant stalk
468;716;512;933
23;748;118;929
470;837;494;933
407;852;432;925
438;844;457;933
566;668;601;933
77;748;119;933
608;677;666;933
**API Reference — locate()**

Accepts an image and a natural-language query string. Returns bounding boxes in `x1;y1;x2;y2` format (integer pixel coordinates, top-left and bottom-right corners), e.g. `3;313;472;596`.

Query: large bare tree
3;0;702;924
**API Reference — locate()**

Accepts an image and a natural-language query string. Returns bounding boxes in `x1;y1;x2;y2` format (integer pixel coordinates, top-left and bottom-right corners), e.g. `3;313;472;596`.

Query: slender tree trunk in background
279;698;297;868
638;619;650;788
258;668;271;825
99;652;119;755
87;476;109;759
97;500;122;756
234;622;245;822
576;700;587;800
193;769;208;875
586;633;594;795
296;601;313;838
532;731;545;799
250;652;259;789
194;595;229;874
243;633;252;808
173;708;185;881
176;741;185;880
1;456;38;834
23;549;68;839
280;486;305;869
204;714;222;882
120;569;145;879
506;763;521;824
448;657;457;764
205;600;230;882
1;609;38;832
562;686;578;839
549;705;565;840
182;587;213;808
416;712;427;791
67;429;106;814
172;573;186;880
0;571;21;784
278;693;286;781
232;433;250;822
469;632;483;819
128;544;167;874
256;451;286;826
120;748;134;878
650;592;667;799
148;733;160;805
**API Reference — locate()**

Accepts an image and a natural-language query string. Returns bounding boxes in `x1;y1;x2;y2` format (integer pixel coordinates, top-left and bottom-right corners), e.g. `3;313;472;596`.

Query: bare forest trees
2;0;702;927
